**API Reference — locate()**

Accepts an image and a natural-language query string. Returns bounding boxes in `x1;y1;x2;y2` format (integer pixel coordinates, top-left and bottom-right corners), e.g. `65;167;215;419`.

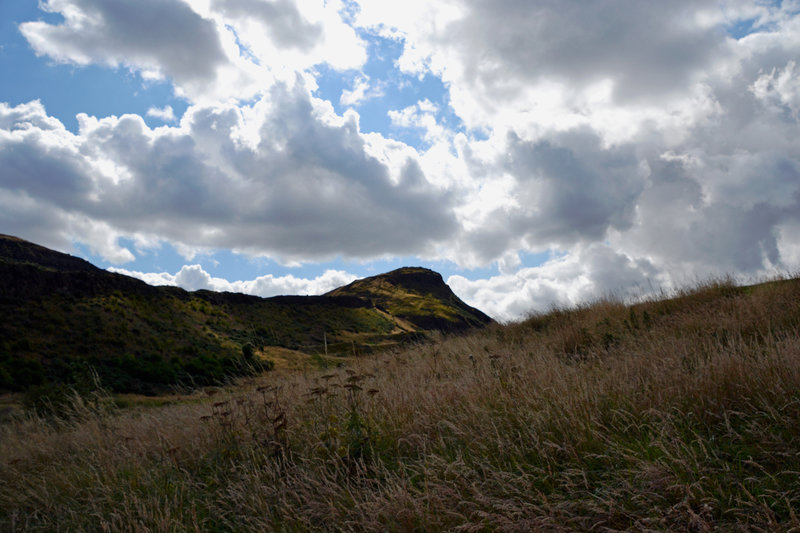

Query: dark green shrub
22;367;112;419
10;357;45;389
0;363;12;389
242;342;255;360
22;382;73;417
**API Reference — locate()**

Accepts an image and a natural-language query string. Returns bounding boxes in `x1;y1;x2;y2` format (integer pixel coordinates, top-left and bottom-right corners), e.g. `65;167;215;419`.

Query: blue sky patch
0;1;187;132
313;31;465;148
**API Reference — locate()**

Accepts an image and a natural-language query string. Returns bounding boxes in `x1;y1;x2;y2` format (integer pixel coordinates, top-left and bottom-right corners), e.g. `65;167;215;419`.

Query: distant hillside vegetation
0;235;492;394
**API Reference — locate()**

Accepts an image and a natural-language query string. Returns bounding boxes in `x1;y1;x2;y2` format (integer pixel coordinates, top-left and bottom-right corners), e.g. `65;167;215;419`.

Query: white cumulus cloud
0;86;458;265
340;75;385;107
146;105;176;122
109;264;357;297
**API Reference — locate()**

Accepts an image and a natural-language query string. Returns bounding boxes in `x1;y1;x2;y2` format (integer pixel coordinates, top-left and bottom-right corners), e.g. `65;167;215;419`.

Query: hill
326;267;493;331
0;234;492;393
2;274;800;530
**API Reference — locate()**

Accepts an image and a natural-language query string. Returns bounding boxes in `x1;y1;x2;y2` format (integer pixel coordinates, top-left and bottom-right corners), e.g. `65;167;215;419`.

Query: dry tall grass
2;277;800;531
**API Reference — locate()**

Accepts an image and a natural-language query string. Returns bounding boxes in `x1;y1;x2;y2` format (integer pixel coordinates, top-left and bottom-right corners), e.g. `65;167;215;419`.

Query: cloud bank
4;0;800;319
0;88;456;263
110;264;356;297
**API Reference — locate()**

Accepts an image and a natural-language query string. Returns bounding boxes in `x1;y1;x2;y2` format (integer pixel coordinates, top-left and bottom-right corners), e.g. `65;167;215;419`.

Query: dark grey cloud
454;68;800;300
212;0;323;51
611;27;800;278
18;0;366;101
21;0;227;85
0;85;458;262
505;129;644;243
458;128;647;264
0;134;92;208
440;0;725;103
624;136;800;278
432;2;800;317
0;189;76;255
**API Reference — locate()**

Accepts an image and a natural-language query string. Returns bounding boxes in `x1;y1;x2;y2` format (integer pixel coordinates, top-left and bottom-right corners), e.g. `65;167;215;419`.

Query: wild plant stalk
2;276;800;531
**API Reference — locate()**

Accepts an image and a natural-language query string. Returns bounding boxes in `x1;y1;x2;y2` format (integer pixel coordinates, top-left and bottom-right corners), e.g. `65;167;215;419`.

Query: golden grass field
2;276;800;531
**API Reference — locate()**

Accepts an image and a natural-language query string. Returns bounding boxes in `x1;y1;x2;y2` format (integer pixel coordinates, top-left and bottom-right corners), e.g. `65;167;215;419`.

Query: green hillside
3;274;800;530
0;235;492;394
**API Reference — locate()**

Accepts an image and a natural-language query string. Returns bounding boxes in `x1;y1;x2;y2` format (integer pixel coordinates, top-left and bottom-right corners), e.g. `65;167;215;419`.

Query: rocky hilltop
327;267;492;332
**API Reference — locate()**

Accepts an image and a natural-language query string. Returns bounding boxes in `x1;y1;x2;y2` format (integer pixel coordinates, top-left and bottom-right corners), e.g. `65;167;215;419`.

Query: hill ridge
0;235;492;393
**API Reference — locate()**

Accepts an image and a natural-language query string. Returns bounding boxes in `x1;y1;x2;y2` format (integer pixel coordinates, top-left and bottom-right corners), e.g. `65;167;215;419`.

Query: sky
1;0;800;321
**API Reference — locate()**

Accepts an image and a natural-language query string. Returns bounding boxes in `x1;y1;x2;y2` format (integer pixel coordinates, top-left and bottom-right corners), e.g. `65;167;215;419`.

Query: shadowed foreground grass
2;277;800;531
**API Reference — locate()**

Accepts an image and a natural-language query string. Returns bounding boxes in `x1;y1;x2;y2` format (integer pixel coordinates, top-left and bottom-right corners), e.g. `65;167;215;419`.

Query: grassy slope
2;276;800;530
0;237;490;393
0;278;406;392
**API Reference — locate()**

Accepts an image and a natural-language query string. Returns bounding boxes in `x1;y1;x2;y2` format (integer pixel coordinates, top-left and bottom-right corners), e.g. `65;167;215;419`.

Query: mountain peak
327;266;493;332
